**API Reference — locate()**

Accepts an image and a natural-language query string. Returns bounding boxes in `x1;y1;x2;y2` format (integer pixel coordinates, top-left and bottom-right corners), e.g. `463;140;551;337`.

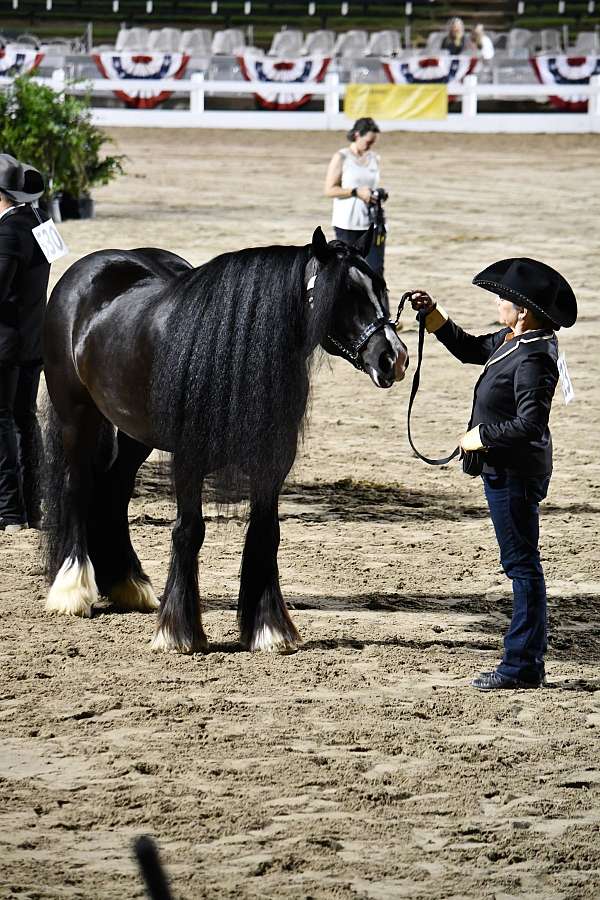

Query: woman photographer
324;117;386;275
409;259;577;691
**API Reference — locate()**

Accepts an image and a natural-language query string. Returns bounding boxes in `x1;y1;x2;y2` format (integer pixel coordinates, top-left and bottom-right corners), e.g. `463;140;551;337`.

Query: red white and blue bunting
0;46;44;75
238;53;331;110
383;56;477;86
92;52;190;109
531;55;600;111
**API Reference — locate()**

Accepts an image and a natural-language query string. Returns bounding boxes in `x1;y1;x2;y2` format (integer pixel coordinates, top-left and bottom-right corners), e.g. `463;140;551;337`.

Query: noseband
305;259;408;372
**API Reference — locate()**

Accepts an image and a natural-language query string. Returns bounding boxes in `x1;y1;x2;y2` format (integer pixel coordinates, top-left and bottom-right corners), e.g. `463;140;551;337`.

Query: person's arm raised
409;289;505;365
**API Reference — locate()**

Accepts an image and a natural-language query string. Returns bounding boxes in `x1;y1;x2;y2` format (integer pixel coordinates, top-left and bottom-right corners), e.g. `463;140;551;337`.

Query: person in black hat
0;153;50;532
408;258;577;691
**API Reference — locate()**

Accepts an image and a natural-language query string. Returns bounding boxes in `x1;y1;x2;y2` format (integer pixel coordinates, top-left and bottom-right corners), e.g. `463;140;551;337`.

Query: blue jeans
483;470;551;684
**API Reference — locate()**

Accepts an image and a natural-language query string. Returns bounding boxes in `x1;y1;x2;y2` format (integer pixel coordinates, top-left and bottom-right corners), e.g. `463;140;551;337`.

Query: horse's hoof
45;556;98;618
248;625;302;654
150;625;208;654
109;577;159;612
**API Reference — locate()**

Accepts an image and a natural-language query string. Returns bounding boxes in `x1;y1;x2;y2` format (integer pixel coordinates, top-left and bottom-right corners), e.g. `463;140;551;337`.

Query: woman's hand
356;186;372;203
408;290;436;314
460;426;485;452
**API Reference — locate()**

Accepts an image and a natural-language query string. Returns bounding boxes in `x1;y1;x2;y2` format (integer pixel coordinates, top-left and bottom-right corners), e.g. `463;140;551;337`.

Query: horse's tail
42;400;115;582
41;400;69;583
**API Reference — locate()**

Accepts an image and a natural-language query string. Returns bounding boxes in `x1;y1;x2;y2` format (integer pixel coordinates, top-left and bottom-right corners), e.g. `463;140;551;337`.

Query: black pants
334;226;385;277
0;362;43;524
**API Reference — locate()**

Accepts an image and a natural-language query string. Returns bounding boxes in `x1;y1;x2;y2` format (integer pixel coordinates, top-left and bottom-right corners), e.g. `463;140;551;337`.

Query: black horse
42;226;408;653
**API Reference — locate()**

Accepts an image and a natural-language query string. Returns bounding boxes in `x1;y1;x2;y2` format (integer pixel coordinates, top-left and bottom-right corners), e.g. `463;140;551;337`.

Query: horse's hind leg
45;406;104;618
238;486;301;653
151;465;207;653
88;430;158;612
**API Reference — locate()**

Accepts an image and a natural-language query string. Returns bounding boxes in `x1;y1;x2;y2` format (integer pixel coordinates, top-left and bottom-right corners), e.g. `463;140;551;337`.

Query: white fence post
461;74;478;118
50;68;66;95
190;71;205;114
589;74;600;120
324;71;340;127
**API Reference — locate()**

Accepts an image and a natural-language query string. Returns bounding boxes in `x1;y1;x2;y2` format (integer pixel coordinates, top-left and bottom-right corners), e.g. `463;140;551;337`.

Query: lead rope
398;294;461;467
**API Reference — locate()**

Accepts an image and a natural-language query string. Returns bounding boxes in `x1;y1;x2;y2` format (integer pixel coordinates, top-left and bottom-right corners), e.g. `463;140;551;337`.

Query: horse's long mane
151;243;340;500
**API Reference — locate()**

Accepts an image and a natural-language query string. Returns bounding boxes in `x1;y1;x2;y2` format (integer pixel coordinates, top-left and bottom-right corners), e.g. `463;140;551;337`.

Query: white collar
485;330;555;370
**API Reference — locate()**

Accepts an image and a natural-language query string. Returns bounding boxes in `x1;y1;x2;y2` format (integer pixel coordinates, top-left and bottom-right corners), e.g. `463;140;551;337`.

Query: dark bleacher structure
1;1;599;49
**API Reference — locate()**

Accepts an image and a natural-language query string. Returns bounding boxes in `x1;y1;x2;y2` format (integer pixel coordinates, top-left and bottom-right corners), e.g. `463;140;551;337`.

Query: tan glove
460;425;485;452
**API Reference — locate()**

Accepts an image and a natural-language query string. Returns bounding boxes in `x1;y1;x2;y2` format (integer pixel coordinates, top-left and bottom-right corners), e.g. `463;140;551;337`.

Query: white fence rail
1;71;599;132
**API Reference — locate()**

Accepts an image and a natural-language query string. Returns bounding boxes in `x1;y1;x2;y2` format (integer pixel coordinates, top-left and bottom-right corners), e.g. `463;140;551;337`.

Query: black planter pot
59;193;95;220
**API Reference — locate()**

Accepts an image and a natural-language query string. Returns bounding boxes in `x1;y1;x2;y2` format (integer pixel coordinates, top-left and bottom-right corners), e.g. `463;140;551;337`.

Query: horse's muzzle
394;346;410;382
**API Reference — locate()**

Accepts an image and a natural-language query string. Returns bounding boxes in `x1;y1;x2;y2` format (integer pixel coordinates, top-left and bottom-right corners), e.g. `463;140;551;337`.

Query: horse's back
49;247;191;311
44;247;193;442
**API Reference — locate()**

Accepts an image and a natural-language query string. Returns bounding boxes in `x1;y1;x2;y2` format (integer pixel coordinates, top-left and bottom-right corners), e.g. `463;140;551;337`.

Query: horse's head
309;226;409;388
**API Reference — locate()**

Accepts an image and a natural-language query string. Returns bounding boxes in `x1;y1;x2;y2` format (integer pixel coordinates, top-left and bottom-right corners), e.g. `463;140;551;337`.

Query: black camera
369;187;389;204
368;187;388;228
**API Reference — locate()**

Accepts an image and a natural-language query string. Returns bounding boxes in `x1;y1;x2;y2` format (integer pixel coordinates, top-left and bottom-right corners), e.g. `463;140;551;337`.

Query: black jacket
434;319;559;475
0;205;50;365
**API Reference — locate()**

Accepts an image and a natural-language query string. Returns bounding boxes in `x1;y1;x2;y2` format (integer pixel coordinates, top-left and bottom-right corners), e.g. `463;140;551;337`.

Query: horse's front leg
151;474;207;654
238;489;301;653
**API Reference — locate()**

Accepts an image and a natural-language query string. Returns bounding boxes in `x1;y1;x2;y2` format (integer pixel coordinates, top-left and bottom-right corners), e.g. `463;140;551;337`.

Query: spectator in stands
441;17;467;54
470;23;495;61
324;117;384;275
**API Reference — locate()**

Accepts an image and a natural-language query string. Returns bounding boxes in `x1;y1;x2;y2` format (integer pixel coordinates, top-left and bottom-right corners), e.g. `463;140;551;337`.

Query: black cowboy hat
0;153;45;203
472;257;577;329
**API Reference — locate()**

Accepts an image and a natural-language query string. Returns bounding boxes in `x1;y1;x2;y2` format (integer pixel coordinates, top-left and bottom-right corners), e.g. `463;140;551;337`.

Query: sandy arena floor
1;129;599;899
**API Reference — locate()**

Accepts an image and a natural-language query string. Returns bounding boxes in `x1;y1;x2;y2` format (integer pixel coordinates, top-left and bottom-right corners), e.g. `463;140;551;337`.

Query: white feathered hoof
109;576;159;612
45;556;99;618
248;623;302;654
150;622;209;655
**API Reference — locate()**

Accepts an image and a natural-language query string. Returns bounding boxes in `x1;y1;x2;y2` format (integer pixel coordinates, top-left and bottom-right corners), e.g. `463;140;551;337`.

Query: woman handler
409;258;577;691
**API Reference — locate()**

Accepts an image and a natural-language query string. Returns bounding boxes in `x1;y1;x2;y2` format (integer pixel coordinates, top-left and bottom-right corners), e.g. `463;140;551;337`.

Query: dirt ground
1;129;599;900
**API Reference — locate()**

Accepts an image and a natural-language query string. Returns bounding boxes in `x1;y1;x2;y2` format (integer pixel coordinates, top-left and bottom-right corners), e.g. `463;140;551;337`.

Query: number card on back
32;218;69;263
557;352;574;405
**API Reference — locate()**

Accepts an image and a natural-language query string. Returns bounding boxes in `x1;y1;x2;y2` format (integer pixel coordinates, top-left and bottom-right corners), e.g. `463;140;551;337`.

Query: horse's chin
367;367;395;389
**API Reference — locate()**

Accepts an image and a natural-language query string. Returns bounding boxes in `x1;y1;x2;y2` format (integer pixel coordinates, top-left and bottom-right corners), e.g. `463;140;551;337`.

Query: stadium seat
538;28;563;53
301;29;335;55
507;27;534;57
42;38;73;52
333;30;368;58
211;29;246;55
115;27;150;52
180;29;213;55
571;30;600;52
365;30;402;57
424;31;444;53
14;32;41;49
268;28;303;56
148;28;183;53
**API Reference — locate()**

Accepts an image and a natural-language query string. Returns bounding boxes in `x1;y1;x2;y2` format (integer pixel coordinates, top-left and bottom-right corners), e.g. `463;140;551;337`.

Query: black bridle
305;258;403;373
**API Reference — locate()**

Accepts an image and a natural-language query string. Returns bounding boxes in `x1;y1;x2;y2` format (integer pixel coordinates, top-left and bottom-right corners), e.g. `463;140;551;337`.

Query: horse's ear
355;223;375;259
311;226;332;264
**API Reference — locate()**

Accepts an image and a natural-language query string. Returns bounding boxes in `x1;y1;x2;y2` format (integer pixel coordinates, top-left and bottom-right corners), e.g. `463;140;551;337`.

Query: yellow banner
344;83;448;120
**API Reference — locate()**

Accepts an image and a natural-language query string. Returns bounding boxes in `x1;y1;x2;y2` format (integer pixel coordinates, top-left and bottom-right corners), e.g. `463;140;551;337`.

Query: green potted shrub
0;75;125;220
